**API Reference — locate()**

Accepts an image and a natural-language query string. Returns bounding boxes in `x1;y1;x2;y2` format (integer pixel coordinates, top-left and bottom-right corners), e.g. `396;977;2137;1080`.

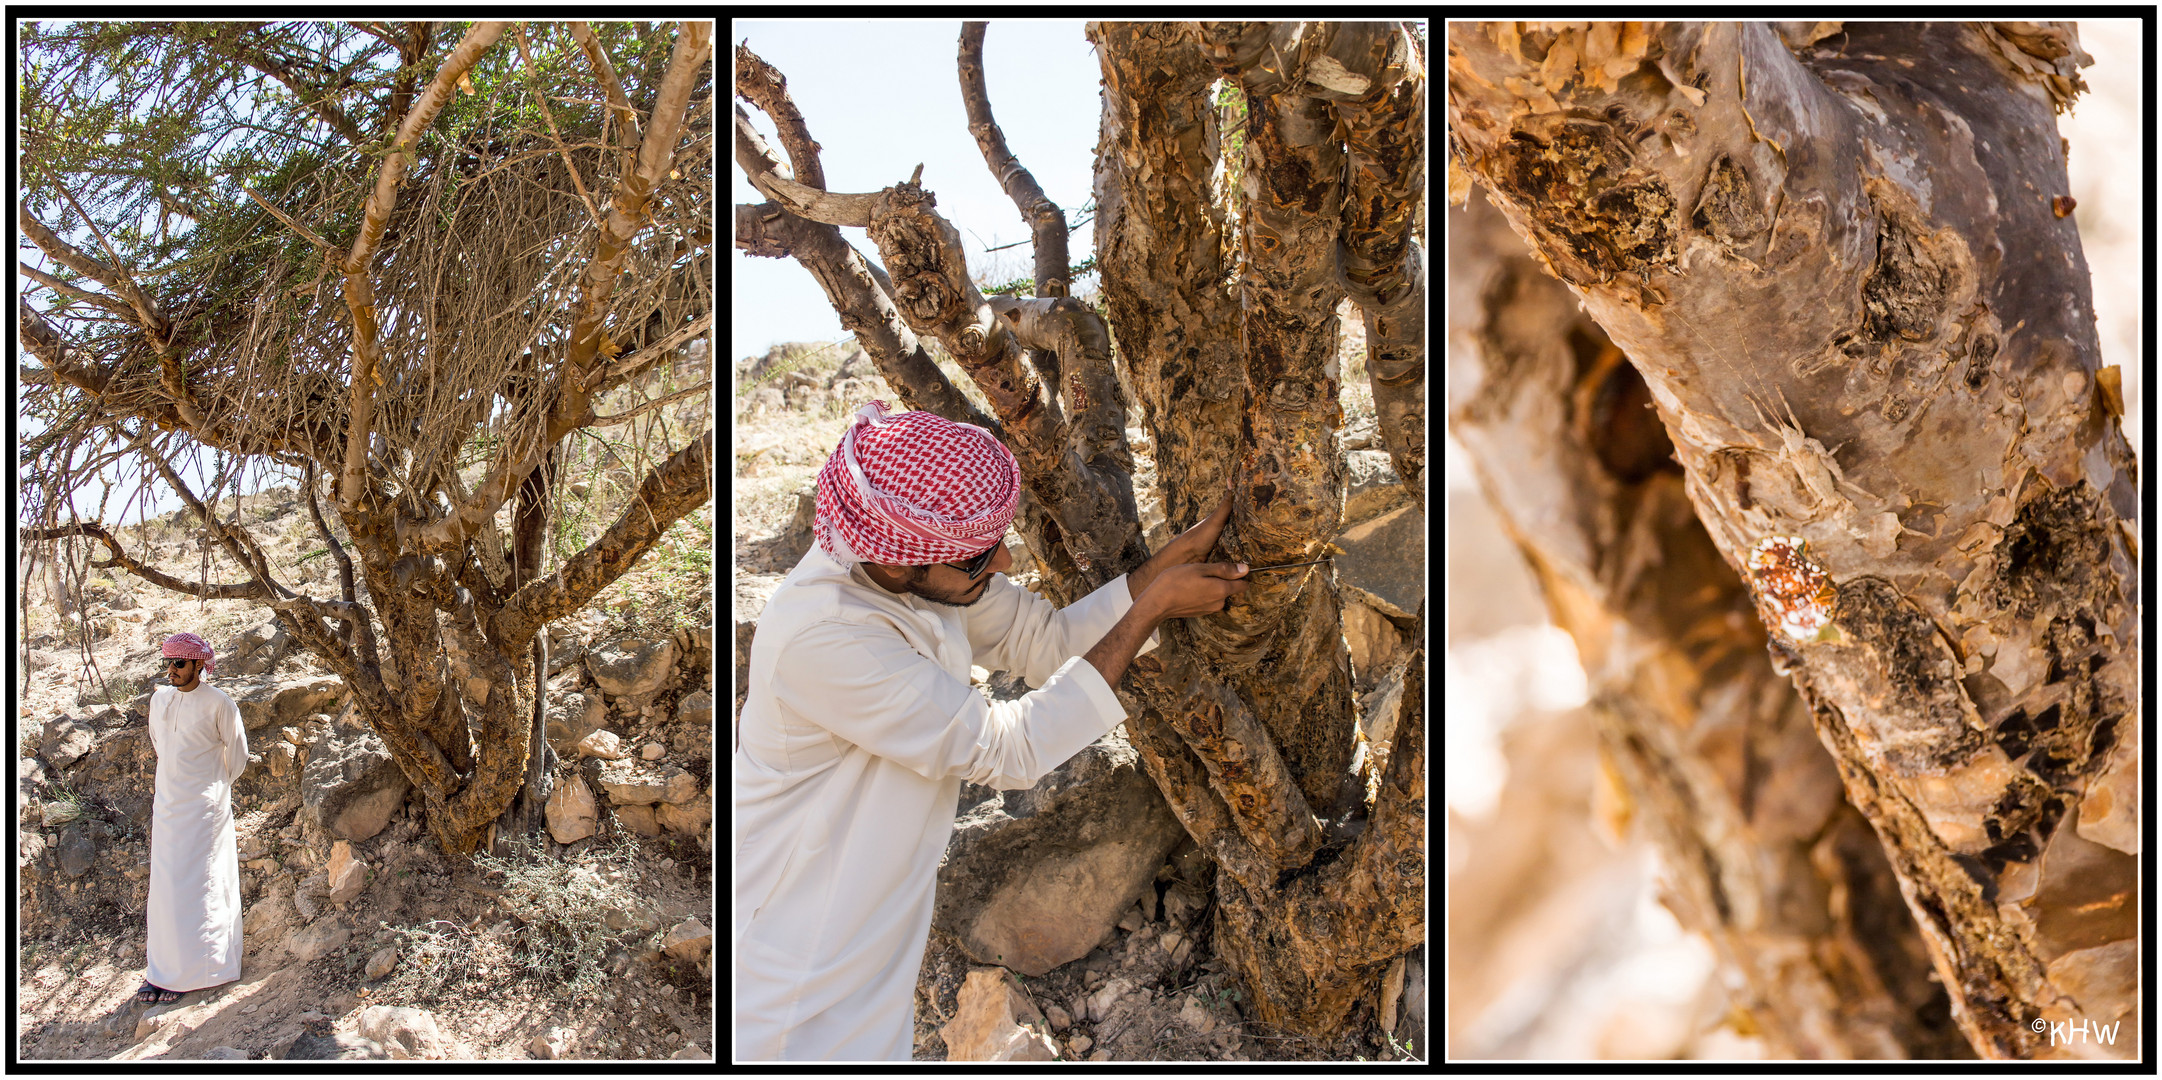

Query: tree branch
492;429;711;651
241;184;336;252
235;39;370;145
337;20;508;512
587;379;711;427
19;523;268;601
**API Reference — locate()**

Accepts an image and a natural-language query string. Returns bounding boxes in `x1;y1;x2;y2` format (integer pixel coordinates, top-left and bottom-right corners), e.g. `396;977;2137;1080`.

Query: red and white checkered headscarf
161;632;216;674
815;400;1019;567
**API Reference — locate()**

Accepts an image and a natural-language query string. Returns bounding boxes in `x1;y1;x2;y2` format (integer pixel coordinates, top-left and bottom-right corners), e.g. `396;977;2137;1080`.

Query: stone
1334;503;1424;620
1044;1002;1071;1032
546;774;599;844
264;741;299;778
1342;598;1408;690
672;1044;710;1060
1178;994;1218;1034
661;767;700;806
1085;977;1134;1027
1069;1034;1093;1055
1343;449;1411;525
41;715;96;769
301;725;411;842
640;743;667;761
934;729;1188;976
354;1004;450;1060
365;946;398;981
288;918;351;962
202;1045;248;1060
279;1031;390;1061
464;678;492;707
57;822;99;878
656;798;711;835
585;635;679;698
675;689;713;729
1378;954;1406;1034
232;676;349;733
576;729;626;760
941;968;1057;1062
662;917;712;960
530;1027;575;1059
326;841;368;904
614;803;662;836
596;763;678;806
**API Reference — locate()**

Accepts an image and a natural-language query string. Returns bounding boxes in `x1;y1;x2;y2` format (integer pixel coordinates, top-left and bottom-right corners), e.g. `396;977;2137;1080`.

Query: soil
18;469;715;1061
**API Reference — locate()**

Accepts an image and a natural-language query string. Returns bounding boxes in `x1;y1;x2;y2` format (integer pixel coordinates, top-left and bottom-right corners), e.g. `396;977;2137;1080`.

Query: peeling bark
1449;21;2135;1059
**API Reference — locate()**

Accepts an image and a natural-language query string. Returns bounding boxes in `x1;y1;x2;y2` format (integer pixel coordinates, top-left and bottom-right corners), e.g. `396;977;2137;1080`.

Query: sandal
135;983;183;1005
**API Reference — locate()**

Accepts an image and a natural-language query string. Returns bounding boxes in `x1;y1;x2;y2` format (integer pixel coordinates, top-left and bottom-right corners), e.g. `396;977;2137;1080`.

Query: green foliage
981;256;1099;299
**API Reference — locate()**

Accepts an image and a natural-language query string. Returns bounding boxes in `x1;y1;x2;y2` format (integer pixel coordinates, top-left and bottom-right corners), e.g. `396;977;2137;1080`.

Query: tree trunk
1450;191;1972;1059
1448;21;2136;1059
736;20;1428;1043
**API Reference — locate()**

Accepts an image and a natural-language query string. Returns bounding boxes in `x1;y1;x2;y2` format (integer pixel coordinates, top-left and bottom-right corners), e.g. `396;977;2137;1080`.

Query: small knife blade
1243;558;1330;573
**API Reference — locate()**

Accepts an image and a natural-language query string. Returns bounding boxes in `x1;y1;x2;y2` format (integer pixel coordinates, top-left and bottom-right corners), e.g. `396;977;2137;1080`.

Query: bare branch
234;39;370;145
337;20;509;511
241;184;336;252
587;380;711;427
20;523;268;601
18;261;136;320
18;200;168;336
513;25;604;231
569;21;643;173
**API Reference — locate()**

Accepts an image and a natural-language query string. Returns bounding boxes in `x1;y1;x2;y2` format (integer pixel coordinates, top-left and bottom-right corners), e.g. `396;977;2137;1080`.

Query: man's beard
905;575;992;608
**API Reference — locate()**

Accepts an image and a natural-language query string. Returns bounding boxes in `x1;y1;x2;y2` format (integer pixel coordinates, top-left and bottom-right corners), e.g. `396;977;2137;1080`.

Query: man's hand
1141;561;1250;618
1086;561;1249;688
1129;484;1236;600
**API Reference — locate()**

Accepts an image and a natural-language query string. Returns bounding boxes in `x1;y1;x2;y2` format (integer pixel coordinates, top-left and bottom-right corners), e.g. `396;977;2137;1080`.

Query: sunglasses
944;541;1002;582
167;658;196;670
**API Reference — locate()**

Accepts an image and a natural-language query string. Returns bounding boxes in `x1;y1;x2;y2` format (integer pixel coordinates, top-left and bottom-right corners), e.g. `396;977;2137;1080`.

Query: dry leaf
596;335;622;360
457;71;476;96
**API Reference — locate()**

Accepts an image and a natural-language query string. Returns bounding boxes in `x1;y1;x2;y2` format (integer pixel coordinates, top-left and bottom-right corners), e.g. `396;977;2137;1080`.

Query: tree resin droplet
1747;534;1837;642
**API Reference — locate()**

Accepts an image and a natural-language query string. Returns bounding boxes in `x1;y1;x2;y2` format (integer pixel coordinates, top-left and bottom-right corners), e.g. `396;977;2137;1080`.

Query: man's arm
1083;593;1166;689
1087;561;1249;688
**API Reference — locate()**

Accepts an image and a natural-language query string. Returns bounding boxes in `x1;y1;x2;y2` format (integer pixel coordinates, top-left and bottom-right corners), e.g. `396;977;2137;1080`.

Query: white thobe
734;546;1156;1061
146;681;248;992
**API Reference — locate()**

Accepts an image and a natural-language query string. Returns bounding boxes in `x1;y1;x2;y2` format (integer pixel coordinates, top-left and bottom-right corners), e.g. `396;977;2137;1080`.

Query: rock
546;774;600;844
1343;449;1411;525
202;1045;248;1060
223;619;292;676
770;486;818;568
1069;1034;1093;1055
547;691;609;752
1340;415;1379;450
1396;949;1427;1051
1044;1002;1071;1032
1086;977;1134;1026
365;946;399;981
1179;994;1219;1034
640;743;667;761
585;635;679;698
135;1002;196;1042
1379;953;1407;1035
1342;598;1408;690
355;1004;450;1060
941;968;1058;1062
1334;503;1424;620
326;840;369;905
264;741;299;778
288;918;351;962
280;1031;389;1060
596;762;690;806
232;675;348;733
657;797;711;835
57;823;99;878
675;689;712;729
673;1044;711;1060
531;1027;576;1059
661;917;712;961
301;725;411;842
576;729;626;760
41;715;97;769
614;803;662;836
934;729;1187;976
1162;882;1207;927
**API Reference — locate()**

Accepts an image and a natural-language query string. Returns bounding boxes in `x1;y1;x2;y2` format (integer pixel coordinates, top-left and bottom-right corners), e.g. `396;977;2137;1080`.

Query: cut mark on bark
1691;153;1767;249
1859;191;1968;346
1494;118;1677;285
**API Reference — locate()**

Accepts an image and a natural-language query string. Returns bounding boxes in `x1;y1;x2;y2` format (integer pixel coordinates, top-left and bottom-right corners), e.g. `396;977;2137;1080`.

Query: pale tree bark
1451;193;1973;1059
1448;21;2135;1059
736;20;1427;1042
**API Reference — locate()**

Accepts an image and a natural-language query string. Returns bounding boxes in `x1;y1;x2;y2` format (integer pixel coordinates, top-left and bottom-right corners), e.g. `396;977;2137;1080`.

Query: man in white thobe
140;631;247;1004
735;402;1250;1061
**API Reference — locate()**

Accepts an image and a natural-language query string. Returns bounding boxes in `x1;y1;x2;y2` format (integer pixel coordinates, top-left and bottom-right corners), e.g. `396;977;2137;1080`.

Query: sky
731;19;1106;364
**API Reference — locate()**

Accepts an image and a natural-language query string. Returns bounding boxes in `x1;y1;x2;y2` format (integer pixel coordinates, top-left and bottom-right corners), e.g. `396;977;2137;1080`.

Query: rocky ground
17;474;715;1061
732;302;1426;1063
